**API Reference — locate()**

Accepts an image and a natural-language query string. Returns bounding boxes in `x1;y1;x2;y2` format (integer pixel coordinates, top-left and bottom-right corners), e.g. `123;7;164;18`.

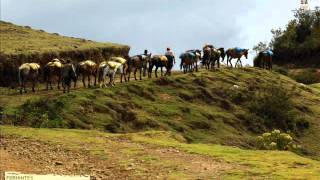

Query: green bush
256;129;300;151
15;97;69;128
247;83;309;133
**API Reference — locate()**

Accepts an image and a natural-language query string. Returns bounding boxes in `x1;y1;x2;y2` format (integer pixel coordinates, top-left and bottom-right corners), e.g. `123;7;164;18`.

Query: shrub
273;65;289;76
15;97;69;128
247;83;309;133
256;129;299;151
291;69;320;84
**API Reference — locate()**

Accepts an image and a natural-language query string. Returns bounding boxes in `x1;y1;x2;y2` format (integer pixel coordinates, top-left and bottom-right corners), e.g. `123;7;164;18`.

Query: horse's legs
32;78;36;93
46;80;49;91
139;68;142;80
134;68;138;81
128;68;131;82
82;74;86;88
58;74;61;90
19;78;23;94
160;67;163;77
112;73;116;86
94;73;97;86
238;58;243;68
88;74;91;88
229;58;233;68
155;66;158;78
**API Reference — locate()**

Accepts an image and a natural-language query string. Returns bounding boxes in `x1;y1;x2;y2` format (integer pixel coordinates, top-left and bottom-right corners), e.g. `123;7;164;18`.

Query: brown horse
18;63;41;94
254;50;273;70
43;58;63;90
202;46;212;69
180;50;201;73
76;60;97;88
128;54;151;81
148;55;172;78
225;48;249;68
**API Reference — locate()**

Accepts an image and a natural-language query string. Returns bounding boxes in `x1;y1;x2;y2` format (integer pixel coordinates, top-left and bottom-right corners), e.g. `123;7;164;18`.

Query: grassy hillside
1;126;320;179
1;68;320;160
0;21;126;56
0;21;130;86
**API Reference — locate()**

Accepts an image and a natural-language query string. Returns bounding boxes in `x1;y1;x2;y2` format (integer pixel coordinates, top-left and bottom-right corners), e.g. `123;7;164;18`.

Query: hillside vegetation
1;68;320;160
0;21;130;86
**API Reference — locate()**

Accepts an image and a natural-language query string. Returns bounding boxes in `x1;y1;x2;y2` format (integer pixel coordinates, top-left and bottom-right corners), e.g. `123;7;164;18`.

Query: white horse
98;61;124;87
18;63;41;94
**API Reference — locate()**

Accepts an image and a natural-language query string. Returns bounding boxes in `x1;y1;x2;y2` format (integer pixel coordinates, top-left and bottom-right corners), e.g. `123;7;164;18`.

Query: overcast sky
1;0;320;67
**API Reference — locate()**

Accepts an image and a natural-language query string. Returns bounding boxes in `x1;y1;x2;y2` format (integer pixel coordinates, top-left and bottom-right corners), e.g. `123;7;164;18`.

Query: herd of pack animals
17;45;273;94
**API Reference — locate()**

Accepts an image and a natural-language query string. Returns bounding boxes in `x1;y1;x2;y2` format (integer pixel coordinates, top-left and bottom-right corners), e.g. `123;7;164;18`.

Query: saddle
99;61;108;68
159;55;168;62
107;61;122;70
234;47;245;54
47;59;62;68
19;63;41;71
79;60;97;67
262;50;273;56
110;57;126;64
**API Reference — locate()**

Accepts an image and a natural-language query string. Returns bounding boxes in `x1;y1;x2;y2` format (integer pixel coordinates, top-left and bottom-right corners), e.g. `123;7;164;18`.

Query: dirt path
0;136;233;179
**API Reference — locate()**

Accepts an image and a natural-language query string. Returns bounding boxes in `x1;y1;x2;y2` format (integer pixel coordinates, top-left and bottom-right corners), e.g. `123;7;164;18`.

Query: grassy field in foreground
1;126;320;179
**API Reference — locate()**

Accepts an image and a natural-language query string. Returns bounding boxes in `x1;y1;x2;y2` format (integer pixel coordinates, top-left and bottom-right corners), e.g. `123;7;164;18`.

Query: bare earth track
0;135;233;180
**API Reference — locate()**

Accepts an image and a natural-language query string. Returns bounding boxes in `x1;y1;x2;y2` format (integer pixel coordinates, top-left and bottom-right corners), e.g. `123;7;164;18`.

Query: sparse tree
253;42;268;53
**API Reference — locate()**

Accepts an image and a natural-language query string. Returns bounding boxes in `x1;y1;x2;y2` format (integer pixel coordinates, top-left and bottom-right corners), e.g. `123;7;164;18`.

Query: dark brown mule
61;61;77;93
127;54;151;81
18;63;41;94
76;60;97;88
225;48;249;68
148;55;172;78
43;58;63;90
254;51;273;70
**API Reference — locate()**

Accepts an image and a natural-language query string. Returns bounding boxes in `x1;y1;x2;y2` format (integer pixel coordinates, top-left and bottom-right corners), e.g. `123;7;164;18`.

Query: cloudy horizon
2;0;320;68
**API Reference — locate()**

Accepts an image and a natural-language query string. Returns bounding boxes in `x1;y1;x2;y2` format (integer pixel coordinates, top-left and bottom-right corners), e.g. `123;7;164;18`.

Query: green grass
0;21;127;56
311;83;320;90
1;126;320;179
1;68;320;160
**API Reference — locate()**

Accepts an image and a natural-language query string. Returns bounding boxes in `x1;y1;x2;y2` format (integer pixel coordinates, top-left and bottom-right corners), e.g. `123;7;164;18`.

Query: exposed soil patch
0;135;233;179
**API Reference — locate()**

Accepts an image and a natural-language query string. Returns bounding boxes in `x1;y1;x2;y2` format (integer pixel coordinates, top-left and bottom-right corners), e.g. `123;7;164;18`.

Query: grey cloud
2;0;301;67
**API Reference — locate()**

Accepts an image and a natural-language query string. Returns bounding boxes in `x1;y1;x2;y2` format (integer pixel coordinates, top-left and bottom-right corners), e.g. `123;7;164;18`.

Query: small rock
55;161;63;166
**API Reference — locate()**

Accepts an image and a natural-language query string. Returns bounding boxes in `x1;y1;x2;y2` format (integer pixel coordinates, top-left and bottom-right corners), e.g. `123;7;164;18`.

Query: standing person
165;47;175;76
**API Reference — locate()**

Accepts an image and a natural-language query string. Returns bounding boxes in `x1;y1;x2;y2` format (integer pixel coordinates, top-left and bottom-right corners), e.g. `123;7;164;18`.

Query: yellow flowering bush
257;129;298;151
